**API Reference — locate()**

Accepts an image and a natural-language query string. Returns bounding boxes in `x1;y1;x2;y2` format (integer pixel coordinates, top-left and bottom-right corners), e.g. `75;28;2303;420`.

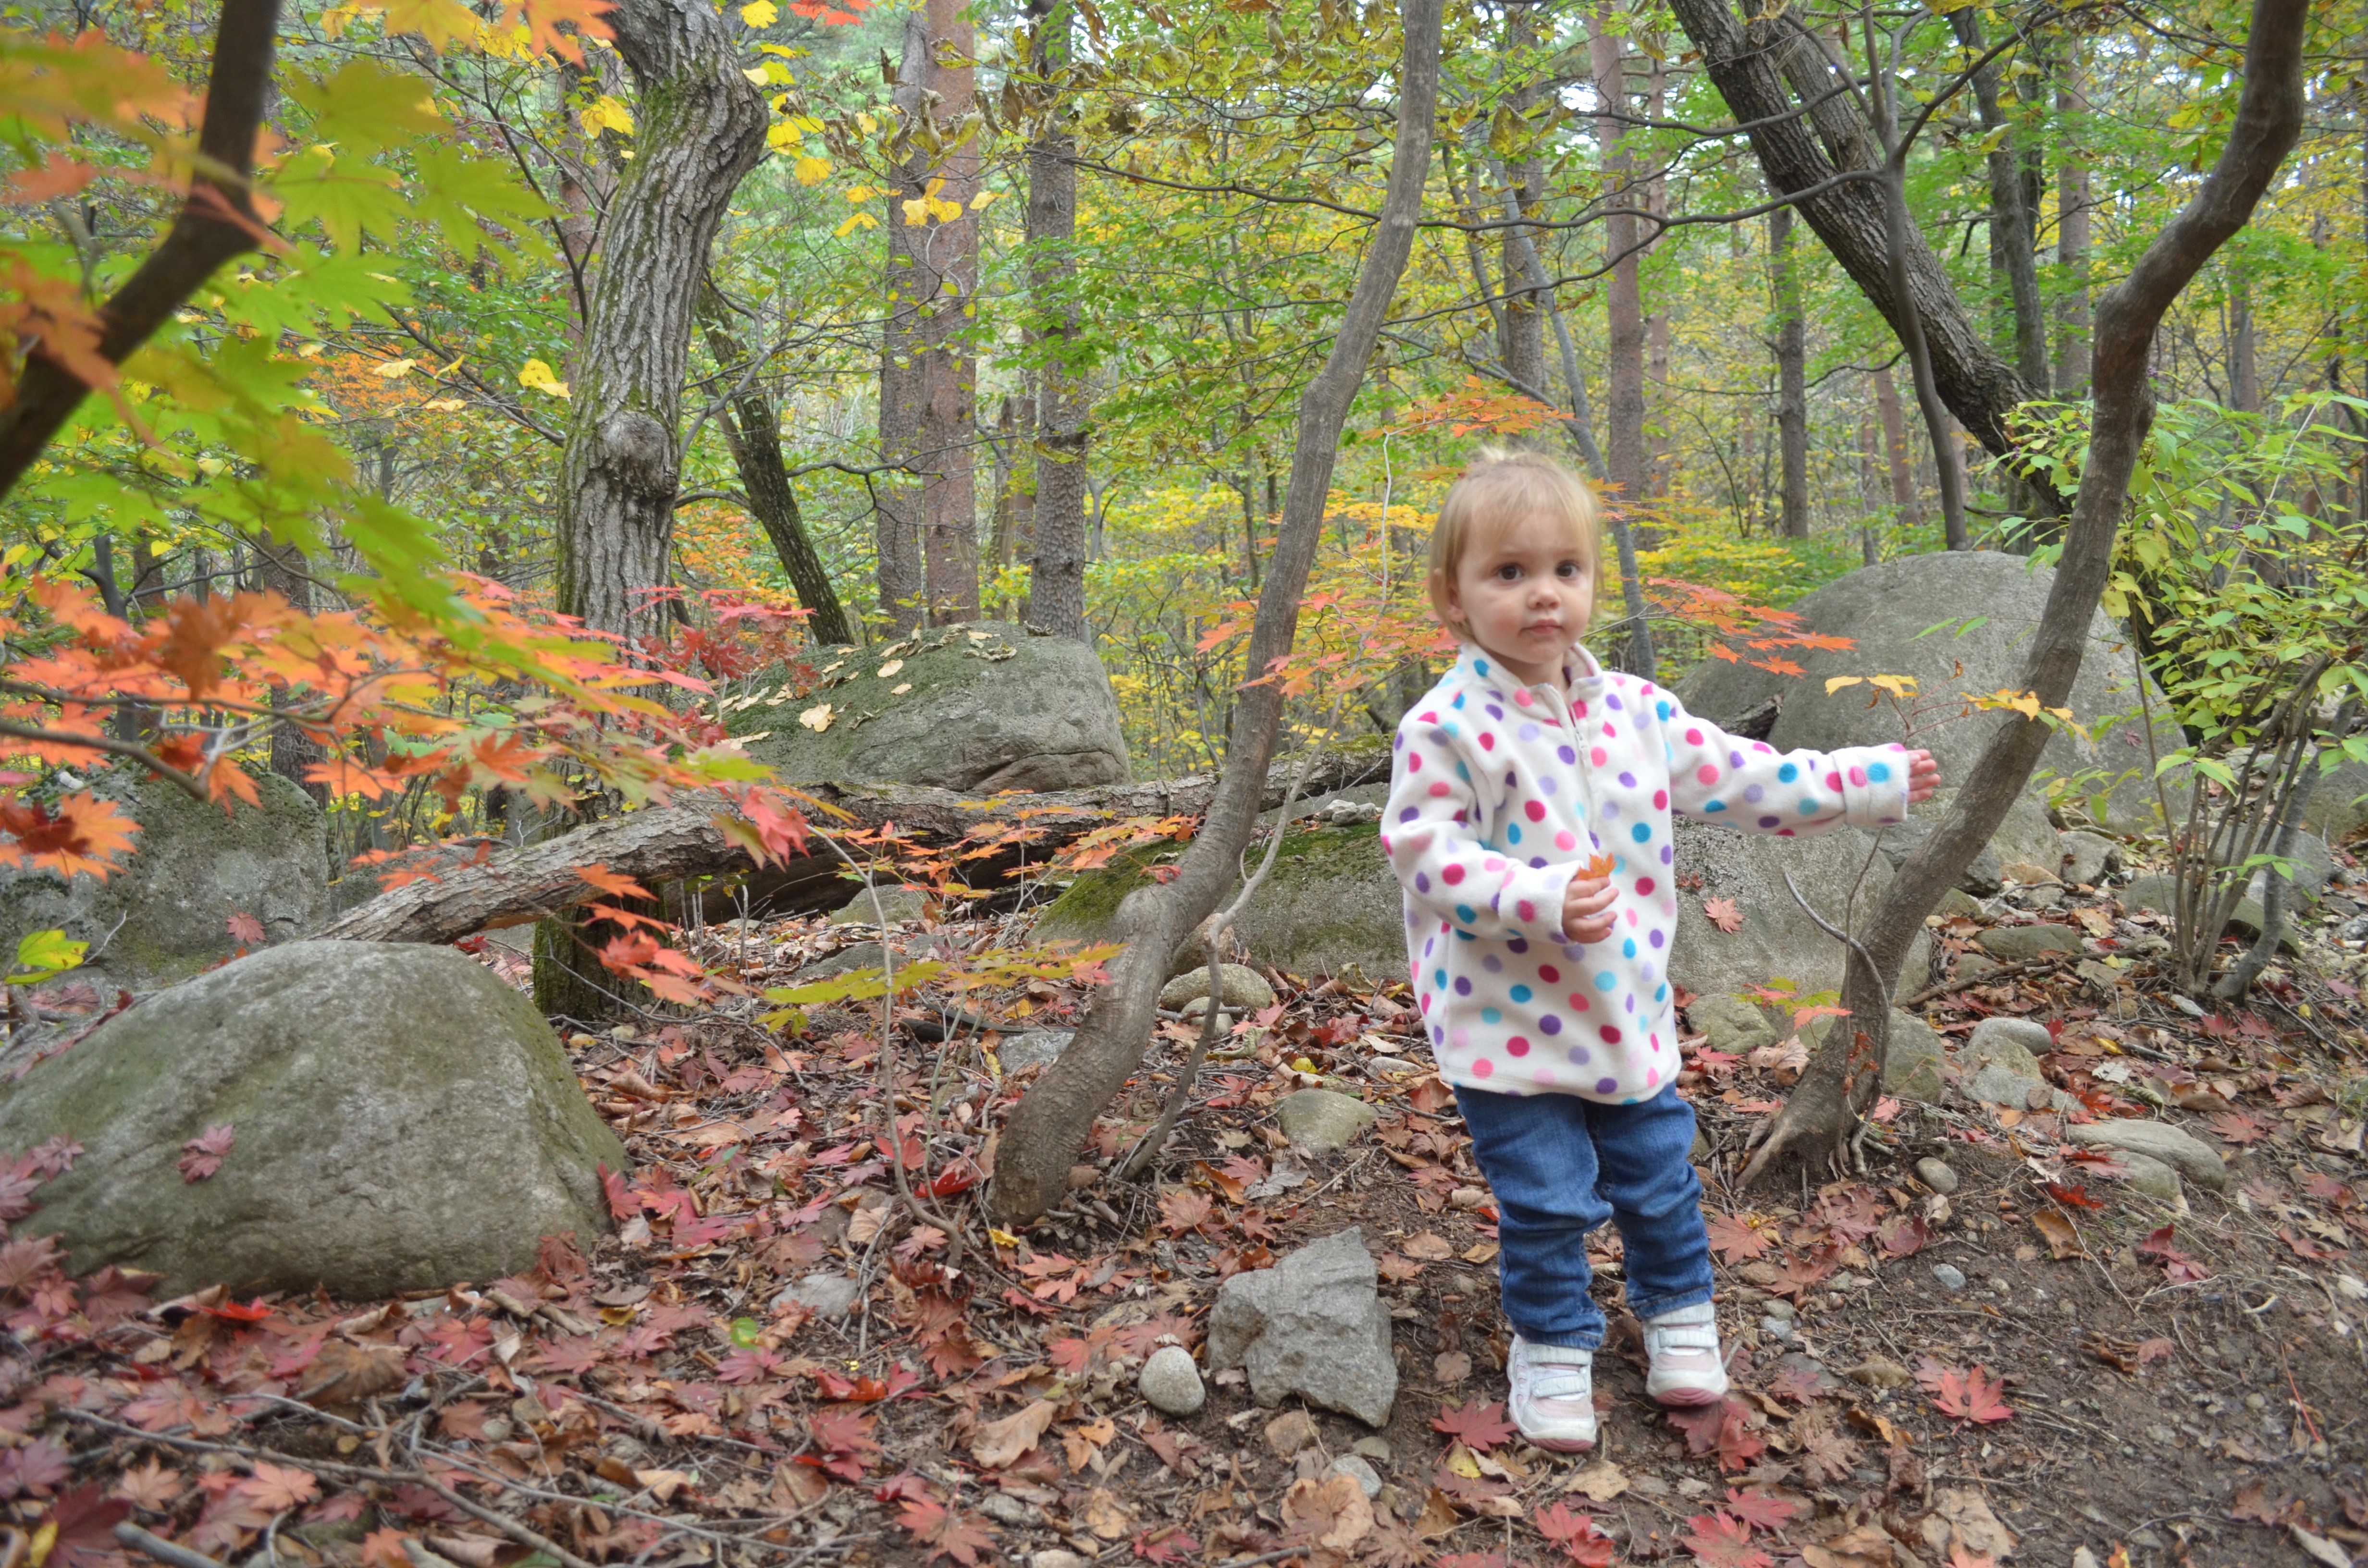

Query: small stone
1352;1437;1392;1462
1178;997;1228;1022
1159;964;1276;1012
773;1272;861;1317
1364;1056;1419;1078
1449;1187;1488;1210
980;1494;1041;1528
2059;830;2119;886
1930;1263;1967;1293
1763;1298;1796;1322
2066;1119;2228;1190
1760;1317;1794;1341
999;1029;1075;1072
827;886;928;926
1936;887;1986;920
2114;1151;2183;1200
1914;1157;1959;1195
1974;923;2083;963
1326;1455;1383;1499
1032;1552;1092;1568
1274;1088;1378;1153
1845;1357;1911;1389
1264;1409;1318;1458
1137;1345;1205;1416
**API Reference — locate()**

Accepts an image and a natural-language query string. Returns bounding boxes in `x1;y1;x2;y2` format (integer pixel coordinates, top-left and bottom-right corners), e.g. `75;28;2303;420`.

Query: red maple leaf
1930;1365;2012;1424
2207;1111;2271;1146
1532;1502;1617;1567
2278;1226;2342;1263
2136;1225;2210;1283
1878;1214;1936;1257
896;1492;998;1567
1667;1398;1766;1471
2042;1181;2106;1211
1681;1511;1773;1568
1723;1489;1801;1532
47;1485;132;1568
178;1123;234;1182
1764;1364;1831;1406
226;911;266;945
1707;1213;1773;1263
1431;1399;1515;1453
1702;896;1745;933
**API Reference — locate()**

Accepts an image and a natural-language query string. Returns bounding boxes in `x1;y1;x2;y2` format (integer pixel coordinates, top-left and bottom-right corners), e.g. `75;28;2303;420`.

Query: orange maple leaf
0;792;139;879
506;0;615;61
1703;896;1744;933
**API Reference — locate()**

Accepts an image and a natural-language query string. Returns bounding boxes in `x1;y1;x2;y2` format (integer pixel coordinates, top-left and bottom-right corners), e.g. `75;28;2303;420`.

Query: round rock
1137;1344;1206;1415
1274;1088;1378;1153
1159;963;1276;1012
1326;1455;1383;1499
773;1272;862;1317
1914;1157;1960;1195
1930;1262;1968;1292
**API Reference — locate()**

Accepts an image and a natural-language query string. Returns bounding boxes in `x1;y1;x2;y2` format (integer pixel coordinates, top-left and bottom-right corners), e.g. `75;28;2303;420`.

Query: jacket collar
1453;641;1609;705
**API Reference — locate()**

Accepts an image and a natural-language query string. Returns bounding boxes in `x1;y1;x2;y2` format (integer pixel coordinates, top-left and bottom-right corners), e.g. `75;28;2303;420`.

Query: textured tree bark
1498;4;1547;417
253;531;328;804
1590;14;1649;531
917;0;981;625
554;0;767;644
1646;48;1671;498
2230;265;2261;412
2055;61;2093;397
1771;206;1810;539
989;0;1443;1224
1740;0;2307;1184
1665;0;2061;515
697;287;855;646
876;13;931;635
313;756;1385;947
1023;0;1089;642
1872;363;1920;526
1951;11;2048;394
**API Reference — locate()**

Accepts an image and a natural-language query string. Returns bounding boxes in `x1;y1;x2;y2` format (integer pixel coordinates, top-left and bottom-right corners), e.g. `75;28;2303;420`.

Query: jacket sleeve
1651;690;1912;837
1381;711;1579;944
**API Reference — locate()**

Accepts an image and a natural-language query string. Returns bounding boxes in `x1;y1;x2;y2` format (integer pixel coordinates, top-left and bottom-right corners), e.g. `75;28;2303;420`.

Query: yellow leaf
876;659;904;677
422;397;468;412
1445;1444;1483;1479
373;357;419;379
968;188;998;209
855;110;876;133
765;120;803;152
798;702;835;732
740;0;777;22
793;154;831;186
1870;674;1917;699
518;358;571;399
578;93;634;137
834;211;879;236
1824;676;1863;694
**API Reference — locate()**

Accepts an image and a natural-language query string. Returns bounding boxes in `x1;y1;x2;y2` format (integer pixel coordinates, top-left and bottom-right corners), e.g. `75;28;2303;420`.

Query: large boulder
1677;551;2177;834
0;770;327;992
724;622;1129;792
1668;821;1928;1007
0;941;623;1298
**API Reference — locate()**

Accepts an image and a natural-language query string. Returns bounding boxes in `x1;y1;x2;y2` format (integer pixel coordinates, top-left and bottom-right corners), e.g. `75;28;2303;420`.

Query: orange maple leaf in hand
1576;853;1615;881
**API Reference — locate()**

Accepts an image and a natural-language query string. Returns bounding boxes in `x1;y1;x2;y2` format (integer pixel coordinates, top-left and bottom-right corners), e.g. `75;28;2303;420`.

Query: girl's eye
1496;564;1521;580
1557;562;1581;578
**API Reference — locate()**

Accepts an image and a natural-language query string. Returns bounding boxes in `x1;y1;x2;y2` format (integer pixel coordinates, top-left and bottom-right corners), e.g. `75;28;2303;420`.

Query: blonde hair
1425;446;1601;631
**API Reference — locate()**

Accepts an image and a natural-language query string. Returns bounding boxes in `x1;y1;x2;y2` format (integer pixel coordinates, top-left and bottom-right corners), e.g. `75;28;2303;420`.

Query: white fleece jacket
1381;643;1912;1102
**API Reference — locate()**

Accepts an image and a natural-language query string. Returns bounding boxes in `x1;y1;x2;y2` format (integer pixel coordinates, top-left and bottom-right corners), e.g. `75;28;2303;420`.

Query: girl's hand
1905;748;1942;805
1561;871;1616;945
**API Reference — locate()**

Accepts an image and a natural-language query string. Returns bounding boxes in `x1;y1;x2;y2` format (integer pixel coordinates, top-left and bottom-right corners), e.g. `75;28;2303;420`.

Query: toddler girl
1380;449;1939;1450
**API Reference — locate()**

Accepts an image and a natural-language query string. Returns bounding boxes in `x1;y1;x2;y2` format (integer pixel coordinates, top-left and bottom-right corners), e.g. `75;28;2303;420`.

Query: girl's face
1446;509;1595;687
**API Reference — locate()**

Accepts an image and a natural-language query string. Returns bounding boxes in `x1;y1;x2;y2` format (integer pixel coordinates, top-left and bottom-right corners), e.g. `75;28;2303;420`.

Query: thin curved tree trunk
1740;0;2308;1184
554;0;767;644
989;0;1444;1223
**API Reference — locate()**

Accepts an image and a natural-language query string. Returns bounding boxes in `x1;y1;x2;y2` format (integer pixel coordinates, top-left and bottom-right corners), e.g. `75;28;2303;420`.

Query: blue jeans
1454;1083;1715;1349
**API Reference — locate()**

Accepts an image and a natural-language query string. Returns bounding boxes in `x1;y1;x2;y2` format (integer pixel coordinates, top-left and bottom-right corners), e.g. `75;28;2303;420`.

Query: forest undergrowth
5;862;2367;1568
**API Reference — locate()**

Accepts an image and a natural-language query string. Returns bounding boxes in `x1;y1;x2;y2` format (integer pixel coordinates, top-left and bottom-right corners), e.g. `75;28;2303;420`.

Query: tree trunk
697;286;855;645
1740;0;2307;1184
1873;362;1920;527
2055;59;2093;397
2230;264;2261;412
876;13;930;635
1772;206;1810;539
989;0;1443;1224
1498;4;1547;423
1646;48;1671;498
554;0;767;645
1023;0;1090;642
1664;0;2064;516
253;531;328;804
1591;14;1649;530
1949;12;2048;393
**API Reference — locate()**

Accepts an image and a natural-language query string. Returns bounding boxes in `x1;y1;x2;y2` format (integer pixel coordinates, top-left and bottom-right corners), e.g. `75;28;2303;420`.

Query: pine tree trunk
1772;206;1810;539
554;0;767;645
1023;0;1089;641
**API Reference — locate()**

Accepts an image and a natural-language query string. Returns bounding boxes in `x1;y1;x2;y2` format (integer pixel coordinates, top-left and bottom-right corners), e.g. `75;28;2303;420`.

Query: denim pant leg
1587;1085;1716;1321
1454;1086;1611;1349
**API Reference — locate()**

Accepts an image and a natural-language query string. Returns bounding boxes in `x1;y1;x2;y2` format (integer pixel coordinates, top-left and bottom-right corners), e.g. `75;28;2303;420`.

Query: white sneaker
1507;1336;1597;1452
1642;1301;1728;1406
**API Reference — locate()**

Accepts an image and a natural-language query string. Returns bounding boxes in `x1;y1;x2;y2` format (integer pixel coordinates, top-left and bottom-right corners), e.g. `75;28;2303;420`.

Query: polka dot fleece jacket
1382;643;1912;1103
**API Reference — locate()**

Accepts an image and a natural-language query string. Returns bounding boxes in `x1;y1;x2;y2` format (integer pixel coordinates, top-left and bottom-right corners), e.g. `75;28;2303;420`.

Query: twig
1898;955;2061;1006
113;1526;225;1568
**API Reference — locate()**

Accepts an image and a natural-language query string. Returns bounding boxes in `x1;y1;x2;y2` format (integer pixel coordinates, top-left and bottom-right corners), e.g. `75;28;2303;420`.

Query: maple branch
0;0;285;497
0;718;208;801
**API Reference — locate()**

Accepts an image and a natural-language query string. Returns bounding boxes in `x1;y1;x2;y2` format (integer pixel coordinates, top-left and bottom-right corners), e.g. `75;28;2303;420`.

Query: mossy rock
0;768;327;992
1035;822;1408;985
0;941;623;1298
725;621;1130;792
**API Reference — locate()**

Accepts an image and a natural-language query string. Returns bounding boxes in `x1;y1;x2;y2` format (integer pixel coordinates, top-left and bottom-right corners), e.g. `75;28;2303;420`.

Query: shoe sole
1526;1434;1595;1453
1649;1383;1727;1407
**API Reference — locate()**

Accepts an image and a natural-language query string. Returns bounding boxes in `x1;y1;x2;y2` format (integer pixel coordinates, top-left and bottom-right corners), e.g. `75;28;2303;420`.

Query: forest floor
12;866;2368;1568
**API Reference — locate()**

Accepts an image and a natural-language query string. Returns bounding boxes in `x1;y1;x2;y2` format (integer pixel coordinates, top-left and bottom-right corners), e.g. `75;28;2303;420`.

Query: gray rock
1936;887;1987;920
1327;1455;1383;1499
2066;1119;2228;1191
979;1494;1040;1528
1352;1437;1392;1462
1275;1089;1378;1153
998;1029;1074;1072
1208;1227;1397;1426
1160;964;1276;1011
1689;993;1776;1055
2113;1150;2183;1200
1975;924;2082;963
1676;551;2179;834
774;1272;863;1316
0;941;621;1297
791;942;888;983
1667;821;1928;1005
1953;953;2002;982
1364;1056;1420;1078
2059;830;2120;887
2248;831;2336;911
1965;1017;2054;1076
826;887;928;927
0;769;326;994
1914;1157;1959;1195
1885;1011;1948;1104
1931;1263;1967;1293
2120;873;2179;916
1137;1344;1206;1415
1883;787;2062;897
726;622;1131;792
2298;758;2368;843
1032;1552;1092;1568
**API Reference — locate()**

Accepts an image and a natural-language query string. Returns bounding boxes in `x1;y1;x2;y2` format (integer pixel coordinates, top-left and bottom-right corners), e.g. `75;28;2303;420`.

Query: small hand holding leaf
1561;858;1616;945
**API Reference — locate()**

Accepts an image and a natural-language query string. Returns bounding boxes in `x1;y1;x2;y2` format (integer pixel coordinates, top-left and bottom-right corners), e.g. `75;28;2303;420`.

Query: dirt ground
4;850;2366;1568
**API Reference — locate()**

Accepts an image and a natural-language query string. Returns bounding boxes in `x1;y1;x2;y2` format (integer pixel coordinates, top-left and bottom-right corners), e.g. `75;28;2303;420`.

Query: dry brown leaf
1282;1475;1373;1552
1800;1523;1898;1568
1078;1488;1134;1540
2032;1209;2086;1260
1433;1350;1471;1385
1932;1487;2017;1559
846;1202;890;1248
1564;1459;1628;1502
425;1538;503;1568
1401;1232;1454;1261
970;1400;1058;1470
634;1469;696;1503
1061;1416;1116;1472
1414;1490;1461;1539
296;1340;406;1407
1750;1035;1810;1086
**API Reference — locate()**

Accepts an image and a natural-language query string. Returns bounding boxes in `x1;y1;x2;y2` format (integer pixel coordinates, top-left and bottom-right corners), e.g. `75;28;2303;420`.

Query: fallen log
311;752;1386;948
